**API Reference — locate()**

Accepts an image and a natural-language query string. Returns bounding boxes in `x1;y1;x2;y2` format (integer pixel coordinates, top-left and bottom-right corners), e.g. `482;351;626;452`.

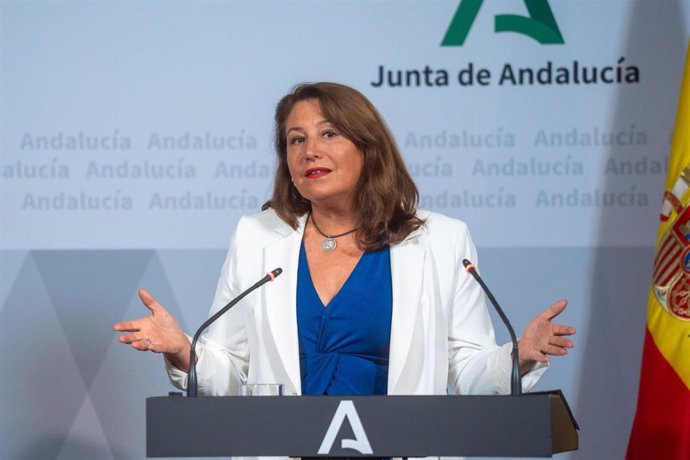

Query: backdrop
2;1;689;458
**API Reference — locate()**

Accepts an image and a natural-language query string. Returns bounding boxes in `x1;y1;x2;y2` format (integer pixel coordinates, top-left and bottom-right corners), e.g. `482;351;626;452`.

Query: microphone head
265;268;283;282
462;259;477;274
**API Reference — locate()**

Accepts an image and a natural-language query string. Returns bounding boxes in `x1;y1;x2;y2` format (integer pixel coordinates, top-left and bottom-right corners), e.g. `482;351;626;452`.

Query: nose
305;137;321;161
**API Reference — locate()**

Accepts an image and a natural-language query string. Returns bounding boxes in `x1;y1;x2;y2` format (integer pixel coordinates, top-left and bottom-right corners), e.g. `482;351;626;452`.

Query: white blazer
166;209;544;396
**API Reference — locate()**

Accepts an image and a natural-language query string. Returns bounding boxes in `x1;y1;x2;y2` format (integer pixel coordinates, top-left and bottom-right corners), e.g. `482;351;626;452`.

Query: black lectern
147;391;578;457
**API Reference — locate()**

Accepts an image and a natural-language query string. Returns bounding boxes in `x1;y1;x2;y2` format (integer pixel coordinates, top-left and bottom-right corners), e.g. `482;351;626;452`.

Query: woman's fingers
118;331;157;351
553;323;577;336
536;299;568;321
114;289;187;355
118;332;148;344
540;343;569;356
130;339;152;352
549;335;574;349
139;288;165;314
113;289;162;331
112;320;141;332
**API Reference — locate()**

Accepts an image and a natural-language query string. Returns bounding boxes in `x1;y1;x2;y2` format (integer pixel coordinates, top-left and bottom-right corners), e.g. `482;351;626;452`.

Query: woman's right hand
113;288;192;371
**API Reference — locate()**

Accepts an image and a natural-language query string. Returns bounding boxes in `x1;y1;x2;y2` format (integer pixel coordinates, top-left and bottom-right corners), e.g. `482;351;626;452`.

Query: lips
304;167;332;178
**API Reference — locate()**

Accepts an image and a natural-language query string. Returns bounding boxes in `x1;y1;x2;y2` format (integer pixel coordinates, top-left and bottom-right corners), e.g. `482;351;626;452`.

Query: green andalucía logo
442;0;564;46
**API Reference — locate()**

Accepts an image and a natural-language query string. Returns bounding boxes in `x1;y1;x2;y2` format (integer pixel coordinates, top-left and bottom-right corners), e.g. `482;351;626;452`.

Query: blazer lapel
388;233;426;394
263;216;306;394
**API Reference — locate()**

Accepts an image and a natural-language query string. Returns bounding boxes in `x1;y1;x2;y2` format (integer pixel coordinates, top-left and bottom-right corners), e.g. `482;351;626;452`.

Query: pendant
321;237;337;252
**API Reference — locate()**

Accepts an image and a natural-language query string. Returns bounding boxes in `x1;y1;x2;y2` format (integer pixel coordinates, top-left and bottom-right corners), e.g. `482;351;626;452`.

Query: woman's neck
309;205;359;235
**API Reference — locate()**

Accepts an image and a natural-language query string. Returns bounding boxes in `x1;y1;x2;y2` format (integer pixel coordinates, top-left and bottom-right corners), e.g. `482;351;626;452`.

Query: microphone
187;267;283;397
462;259;522;396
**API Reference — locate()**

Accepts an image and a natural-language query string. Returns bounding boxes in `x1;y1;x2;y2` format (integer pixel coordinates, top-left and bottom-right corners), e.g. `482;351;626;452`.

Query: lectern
147;390;577;457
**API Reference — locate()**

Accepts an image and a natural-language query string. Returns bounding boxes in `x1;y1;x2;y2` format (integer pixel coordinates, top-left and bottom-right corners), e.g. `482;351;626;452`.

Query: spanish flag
626;43;690;459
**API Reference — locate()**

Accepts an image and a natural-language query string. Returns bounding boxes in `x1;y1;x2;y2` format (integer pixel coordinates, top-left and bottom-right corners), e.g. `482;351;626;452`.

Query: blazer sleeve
446;221;546;395
164;217;250;395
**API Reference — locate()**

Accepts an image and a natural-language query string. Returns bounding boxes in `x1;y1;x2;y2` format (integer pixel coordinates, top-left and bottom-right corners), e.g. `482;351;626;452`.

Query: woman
114;82;575;397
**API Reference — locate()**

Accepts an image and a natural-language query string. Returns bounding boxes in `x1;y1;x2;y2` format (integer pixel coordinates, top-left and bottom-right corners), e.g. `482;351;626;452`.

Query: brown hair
263;82;423;250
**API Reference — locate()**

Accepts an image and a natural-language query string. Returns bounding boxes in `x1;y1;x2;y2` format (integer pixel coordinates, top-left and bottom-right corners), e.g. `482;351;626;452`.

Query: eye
323;129;338;139
288;135;305;145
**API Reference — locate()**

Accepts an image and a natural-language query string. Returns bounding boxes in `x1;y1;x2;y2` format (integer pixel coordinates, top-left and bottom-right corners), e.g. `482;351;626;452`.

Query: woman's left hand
517;299;575;375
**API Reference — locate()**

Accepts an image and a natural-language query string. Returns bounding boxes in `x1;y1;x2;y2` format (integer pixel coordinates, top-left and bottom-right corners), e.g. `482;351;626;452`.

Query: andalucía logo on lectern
653;166;690;321
442;0;565;46
318;401;373;455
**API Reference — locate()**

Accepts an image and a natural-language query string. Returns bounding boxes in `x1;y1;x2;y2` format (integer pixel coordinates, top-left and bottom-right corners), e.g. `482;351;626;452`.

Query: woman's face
285;99;364;212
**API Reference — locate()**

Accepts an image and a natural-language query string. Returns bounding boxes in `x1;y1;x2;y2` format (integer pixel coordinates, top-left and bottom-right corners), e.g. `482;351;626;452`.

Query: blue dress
297;242;393;396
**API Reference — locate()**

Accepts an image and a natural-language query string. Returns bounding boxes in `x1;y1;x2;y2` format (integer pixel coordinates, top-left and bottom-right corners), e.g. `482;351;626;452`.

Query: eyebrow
286;119;333;134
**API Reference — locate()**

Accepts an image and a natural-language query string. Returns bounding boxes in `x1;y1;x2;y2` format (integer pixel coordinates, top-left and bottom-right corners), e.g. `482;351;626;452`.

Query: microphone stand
462;259;522;396
187;268;283;397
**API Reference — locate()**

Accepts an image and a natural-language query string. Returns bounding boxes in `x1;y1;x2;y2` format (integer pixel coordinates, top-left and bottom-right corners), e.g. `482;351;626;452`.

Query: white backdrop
2;1;689;459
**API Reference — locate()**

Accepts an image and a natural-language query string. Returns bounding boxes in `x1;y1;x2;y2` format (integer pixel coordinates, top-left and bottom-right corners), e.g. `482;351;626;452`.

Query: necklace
309;212;358;253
